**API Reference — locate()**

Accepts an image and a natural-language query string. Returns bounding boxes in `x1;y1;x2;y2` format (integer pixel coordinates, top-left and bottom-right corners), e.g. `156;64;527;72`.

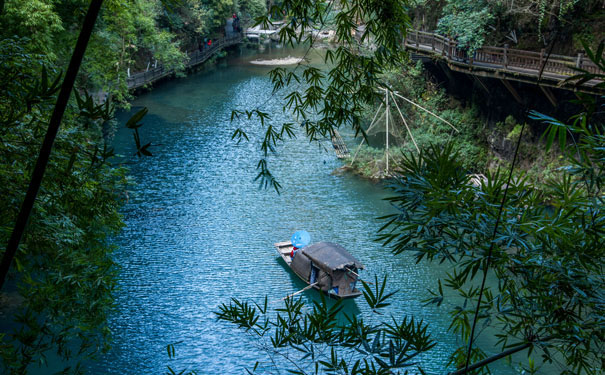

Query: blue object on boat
291;230;311;248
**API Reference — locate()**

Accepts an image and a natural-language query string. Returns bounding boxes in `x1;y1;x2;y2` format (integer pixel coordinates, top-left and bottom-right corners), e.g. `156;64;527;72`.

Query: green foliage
378;126;604;373
126;107;154;157
0;0;203;103
410;0;603;54
0;36;129;373
435;0;494;52
216;278;436;374
506;124;523;141
346;145;393;179
0;0;64;58
373;49;604;374
361;275;396;311
90;0;187;101
165;342;198;375
236;0;267;23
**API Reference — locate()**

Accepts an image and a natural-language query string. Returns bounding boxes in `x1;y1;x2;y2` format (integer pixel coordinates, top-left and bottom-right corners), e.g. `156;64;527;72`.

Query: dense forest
0;0;603;374
409;0;605;53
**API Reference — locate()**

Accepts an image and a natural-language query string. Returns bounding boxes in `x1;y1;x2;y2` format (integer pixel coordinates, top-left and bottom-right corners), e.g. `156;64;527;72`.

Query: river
90;46;523;374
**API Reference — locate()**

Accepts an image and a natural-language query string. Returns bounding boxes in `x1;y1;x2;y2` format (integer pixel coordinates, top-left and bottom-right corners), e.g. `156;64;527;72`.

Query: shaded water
91;46;523;374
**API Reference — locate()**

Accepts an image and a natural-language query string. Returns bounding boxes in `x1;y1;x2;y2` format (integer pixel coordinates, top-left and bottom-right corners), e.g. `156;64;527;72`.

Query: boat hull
274;241;362;300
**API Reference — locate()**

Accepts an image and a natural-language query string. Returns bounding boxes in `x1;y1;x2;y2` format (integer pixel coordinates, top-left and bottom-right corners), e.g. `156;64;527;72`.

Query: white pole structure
385;88;390;174
351;86;456;173
390;91;420;153
391;91;459;133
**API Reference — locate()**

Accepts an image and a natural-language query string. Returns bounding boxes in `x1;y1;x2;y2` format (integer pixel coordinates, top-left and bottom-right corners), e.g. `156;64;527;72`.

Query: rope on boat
346;269;373;284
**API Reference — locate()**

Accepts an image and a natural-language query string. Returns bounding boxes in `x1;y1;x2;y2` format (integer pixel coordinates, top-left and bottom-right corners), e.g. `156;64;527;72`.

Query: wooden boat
274;240;365;299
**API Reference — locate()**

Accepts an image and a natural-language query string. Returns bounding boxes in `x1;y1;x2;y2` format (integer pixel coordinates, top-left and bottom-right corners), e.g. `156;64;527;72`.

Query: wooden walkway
126;35;242;90
404;30;604;94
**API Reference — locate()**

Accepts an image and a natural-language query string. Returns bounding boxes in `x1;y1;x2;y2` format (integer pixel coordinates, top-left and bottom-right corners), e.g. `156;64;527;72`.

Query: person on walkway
232;13;240;33
207;39;212;48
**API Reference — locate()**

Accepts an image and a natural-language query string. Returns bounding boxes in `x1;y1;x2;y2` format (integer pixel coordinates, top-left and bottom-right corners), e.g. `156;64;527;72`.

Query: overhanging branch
450;336;555;375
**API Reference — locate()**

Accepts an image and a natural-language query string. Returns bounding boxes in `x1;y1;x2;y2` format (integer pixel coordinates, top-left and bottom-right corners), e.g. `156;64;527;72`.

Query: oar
274;272;330;303
277;282;319;302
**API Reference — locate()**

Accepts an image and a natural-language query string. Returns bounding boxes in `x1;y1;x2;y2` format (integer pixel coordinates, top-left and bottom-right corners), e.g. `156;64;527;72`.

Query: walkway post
504;44;509;68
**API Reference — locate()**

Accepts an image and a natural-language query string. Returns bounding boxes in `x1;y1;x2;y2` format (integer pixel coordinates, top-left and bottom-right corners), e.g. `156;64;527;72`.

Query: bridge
403;30;604;98
126;34;242;90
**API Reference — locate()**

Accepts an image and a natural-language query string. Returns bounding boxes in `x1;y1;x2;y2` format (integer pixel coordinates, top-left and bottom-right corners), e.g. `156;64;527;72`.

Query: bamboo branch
450;336;555;375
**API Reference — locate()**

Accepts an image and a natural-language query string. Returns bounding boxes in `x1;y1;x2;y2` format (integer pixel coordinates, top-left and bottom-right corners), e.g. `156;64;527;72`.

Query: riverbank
126;40;315;100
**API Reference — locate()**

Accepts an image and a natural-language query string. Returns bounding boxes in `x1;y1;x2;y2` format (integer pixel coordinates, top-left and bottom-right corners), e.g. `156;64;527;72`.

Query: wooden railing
125;30;601;91
126;34;242;90
404;30;602;83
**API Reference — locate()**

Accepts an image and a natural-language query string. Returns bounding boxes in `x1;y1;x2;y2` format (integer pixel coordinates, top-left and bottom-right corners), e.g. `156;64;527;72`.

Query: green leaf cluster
378;115;604;373
435;0;494;52
216;277;436;374
0;37;129;374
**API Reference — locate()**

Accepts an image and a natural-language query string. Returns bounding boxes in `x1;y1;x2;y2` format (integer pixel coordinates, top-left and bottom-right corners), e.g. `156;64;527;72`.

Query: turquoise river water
89;46;529;374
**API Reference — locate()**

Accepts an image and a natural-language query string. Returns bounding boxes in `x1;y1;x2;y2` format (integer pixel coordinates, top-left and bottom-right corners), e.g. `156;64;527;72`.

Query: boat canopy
302;242;364;272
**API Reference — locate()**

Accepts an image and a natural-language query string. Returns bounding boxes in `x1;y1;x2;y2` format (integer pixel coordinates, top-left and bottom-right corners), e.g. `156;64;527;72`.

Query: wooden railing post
452;40;456;58
415;30;419;48
431;34;435;51
503;44;509;68
576;52;583;68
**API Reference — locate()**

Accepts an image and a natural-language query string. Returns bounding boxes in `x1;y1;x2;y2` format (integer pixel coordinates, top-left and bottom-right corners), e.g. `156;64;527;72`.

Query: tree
236;0;267;24
0;33;128;373
0;1;153;372
0;0;200;104
435;0;494;52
